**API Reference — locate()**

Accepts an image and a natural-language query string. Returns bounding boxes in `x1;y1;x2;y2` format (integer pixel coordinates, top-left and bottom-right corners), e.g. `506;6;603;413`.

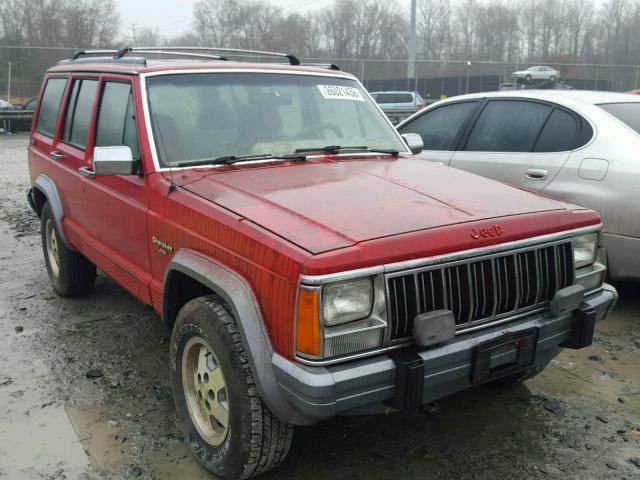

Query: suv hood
180;156;584;254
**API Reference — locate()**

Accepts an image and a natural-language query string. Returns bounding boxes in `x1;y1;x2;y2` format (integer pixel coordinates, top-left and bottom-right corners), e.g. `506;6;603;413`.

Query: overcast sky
118;0;339;39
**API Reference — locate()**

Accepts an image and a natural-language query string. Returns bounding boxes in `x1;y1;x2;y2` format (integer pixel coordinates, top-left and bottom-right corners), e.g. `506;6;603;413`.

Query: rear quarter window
534;109;578;152
35;78;67;136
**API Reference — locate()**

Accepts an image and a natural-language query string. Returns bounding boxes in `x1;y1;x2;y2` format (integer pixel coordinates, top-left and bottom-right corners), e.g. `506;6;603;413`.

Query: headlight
322;277;374;326
572;233;598;268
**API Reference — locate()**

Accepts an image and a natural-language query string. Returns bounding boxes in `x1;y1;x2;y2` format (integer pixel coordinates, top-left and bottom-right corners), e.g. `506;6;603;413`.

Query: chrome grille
387;242;574;339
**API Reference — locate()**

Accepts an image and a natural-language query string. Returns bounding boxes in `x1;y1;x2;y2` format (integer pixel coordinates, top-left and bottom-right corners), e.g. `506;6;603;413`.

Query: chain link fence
1;46;640;104
315;58;640;100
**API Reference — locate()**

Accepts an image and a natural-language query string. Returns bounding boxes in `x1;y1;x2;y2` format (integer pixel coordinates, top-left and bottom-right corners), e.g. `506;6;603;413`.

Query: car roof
47;58;354;78
436;89;640;106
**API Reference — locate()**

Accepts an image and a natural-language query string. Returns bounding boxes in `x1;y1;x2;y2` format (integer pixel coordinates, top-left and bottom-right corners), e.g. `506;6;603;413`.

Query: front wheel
170;295;293;479
525;74;532;83
549;75;556;83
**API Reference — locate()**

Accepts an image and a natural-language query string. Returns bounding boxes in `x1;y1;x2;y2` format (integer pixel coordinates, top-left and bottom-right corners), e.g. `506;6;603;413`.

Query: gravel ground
0;133;639;480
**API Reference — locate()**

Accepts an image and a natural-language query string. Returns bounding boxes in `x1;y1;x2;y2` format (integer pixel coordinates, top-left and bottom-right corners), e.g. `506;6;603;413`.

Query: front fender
163;249;312;425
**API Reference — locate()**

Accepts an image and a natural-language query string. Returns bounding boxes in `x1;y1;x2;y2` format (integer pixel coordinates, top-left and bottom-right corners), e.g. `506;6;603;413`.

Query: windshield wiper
176;152;306;168
294;145;400;156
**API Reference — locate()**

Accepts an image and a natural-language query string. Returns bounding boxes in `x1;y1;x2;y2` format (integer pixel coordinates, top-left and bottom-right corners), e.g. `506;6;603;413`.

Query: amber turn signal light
296;288;321;357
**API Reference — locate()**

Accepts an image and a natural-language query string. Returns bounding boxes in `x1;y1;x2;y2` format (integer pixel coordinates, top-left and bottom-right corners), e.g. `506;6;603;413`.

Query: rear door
76;75;152;304
450;99;577;191
398;100;479;165
29;75;68;187
49;75;99;238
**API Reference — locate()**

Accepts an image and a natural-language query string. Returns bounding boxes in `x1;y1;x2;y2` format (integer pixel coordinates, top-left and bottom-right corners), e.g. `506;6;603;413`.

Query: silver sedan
397;90;640;280
512;66;560;83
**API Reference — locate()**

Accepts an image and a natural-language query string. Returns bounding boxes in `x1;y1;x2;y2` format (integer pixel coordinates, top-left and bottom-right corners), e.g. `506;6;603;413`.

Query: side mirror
93;146;136;175
401;133;423;155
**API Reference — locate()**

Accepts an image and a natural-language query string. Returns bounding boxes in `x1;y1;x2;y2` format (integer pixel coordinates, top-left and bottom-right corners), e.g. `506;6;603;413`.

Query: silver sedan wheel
45;219;60;278
181;336;230;446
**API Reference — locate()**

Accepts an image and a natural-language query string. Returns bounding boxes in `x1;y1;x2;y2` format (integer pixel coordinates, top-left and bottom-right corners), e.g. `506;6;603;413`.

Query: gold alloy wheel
45;219;60;278
182;336;230;446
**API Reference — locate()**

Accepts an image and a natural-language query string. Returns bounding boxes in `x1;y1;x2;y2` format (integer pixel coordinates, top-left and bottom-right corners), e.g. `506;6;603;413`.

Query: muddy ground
0;133;639;480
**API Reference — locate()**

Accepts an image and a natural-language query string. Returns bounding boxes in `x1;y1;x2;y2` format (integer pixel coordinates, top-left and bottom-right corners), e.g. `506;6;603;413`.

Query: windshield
598;102;640;134
145;73;406;167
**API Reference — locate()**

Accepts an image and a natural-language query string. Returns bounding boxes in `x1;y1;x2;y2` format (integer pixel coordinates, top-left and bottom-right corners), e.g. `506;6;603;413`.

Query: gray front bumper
273;284;617;424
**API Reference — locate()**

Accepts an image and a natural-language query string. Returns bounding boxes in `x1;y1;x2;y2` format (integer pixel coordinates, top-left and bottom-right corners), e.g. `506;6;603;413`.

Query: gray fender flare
32;174;74;250
164;249;312;425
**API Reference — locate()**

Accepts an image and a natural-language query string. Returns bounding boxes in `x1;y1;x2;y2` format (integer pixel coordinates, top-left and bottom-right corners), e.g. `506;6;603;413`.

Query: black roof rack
69;46;302;66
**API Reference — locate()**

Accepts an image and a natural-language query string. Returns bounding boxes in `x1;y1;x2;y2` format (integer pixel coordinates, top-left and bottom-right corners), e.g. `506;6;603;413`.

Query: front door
76;76;152;304
398;100;479;166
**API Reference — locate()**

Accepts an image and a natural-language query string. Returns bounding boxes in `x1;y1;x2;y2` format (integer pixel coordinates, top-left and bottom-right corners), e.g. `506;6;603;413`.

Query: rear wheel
170;295;293;479
41;202;96;296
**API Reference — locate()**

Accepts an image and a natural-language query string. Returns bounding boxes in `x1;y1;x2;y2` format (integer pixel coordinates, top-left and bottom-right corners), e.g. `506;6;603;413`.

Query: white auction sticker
317;85;364;101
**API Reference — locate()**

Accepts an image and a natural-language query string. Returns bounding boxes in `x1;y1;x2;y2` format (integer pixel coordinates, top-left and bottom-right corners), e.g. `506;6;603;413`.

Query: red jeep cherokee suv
27;47;616;478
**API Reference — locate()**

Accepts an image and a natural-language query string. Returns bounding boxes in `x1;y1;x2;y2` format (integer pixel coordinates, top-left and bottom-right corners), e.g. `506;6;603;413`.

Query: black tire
525;74;532;83
488;359;551;388
40;202;96;296
170;295;293;479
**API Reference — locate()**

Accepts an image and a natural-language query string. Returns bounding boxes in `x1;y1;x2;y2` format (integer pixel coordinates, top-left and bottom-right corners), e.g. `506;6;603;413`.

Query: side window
35;78;67;136
465;100;552;152
399;102;477;151
95;82;140;159
575;119;594;148
534;109;578;152
62;79;98;149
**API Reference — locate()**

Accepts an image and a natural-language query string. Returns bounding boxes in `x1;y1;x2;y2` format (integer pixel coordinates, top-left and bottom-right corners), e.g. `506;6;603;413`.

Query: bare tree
0;0;119;47
417;0;451;59
193;0;247;47
455;0;476;59
566;0;594;59
64;0;119;47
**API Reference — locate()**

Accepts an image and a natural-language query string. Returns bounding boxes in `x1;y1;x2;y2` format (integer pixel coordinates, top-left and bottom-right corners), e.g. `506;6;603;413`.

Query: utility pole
131;23;138;43
407;0;416;90
6;62;10;104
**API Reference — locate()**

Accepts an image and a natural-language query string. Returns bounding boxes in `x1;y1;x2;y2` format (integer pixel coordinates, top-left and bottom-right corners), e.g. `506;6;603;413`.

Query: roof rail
134;47;301;65
71;47;226;62
70;46;301;66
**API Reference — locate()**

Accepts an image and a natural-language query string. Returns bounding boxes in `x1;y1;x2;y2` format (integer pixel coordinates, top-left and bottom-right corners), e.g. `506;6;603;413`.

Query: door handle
78;166;96;178
49;151;63;161
525;168;548;180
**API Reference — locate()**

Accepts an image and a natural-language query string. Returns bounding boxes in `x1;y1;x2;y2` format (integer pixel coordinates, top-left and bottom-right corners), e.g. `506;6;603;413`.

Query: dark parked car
2;97;37;132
